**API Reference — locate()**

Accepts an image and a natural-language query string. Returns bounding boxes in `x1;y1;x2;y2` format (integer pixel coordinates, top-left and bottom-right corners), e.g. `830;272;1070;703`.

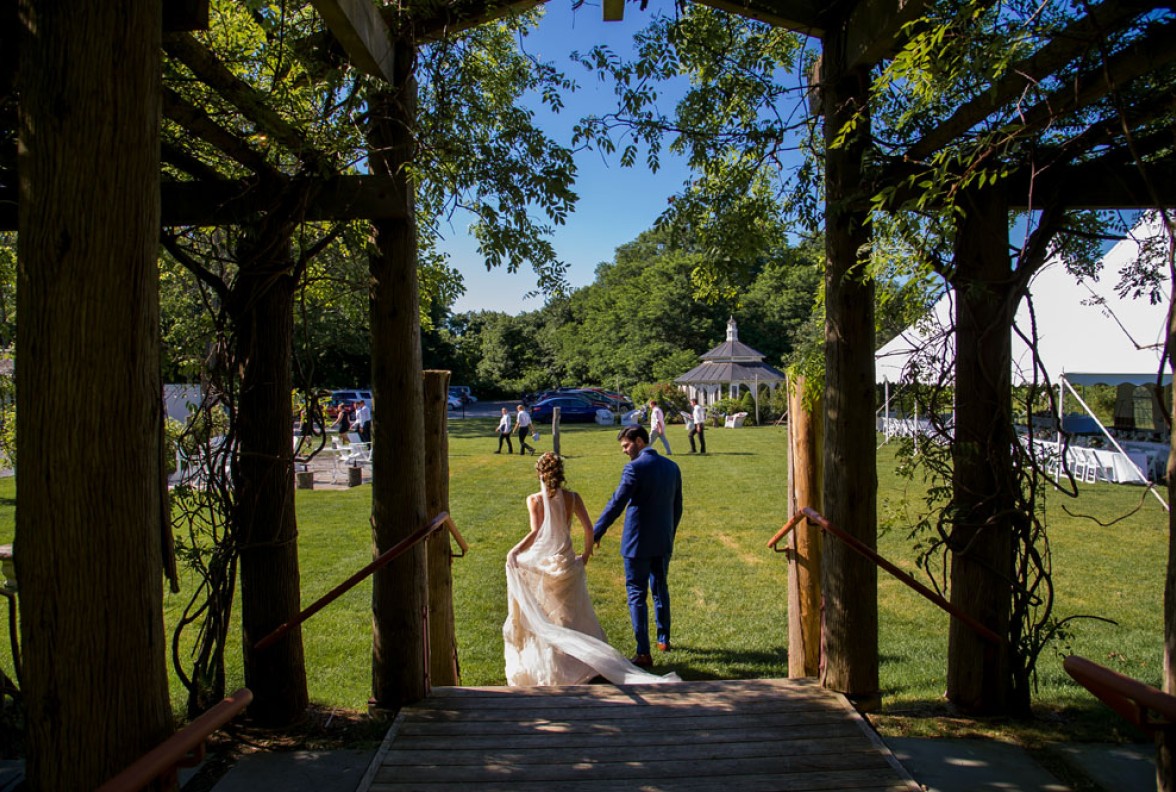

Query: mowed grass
0;422;1168;742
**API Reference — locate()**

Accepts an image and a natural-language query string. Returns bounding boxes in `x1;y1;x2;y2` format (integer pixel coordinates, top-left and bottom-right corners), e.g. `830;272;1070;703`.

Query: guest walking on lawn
648;399;672;455
688;398;706;454
496;407;514;454
516;404;535;456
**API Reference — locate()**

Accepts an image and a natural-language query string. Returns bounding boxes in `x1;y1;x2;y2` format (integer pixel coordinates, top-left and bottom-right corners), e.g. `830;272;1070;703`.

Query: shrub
628;382;689;422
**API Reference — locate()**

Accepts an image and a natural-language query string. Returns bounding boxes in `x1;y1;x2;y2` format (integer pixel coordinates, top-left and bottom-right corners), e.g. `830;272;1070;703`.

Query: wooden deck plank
403;697;847;722
389;720;862;749
369;768;914;792
394;709;853;737
380;734;875;766
360;679;920;792
374;750;895;783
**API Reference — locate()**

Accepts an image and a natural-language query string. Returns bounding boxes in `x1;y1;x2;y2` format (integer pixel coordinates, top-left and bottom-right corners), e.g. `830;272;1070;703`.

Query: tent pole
1061;378;1169;511
914;399;920;454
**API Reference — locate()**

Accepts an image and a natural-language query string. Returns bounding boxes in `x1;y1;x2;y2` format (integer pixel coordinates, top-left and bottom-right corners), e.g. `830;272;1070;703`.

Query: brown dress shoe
631;653;653;668
656;642;671;652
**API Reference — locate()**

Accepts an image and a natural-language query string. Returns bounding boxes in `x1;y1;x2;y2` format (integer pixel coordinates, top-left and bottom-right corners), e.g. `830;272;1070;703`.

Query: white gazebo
675;318;785;405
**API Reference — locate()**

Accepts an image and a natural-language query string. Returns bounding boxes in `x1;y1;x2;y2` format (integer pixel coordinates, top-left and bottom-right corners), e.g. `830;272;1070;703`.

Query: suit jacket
593;448;683;558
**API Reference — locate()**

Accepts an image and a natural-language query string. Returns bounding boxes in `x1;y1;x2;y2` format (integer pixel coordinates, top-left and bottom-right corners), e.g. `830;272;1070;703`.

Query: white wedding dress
504;486;679;686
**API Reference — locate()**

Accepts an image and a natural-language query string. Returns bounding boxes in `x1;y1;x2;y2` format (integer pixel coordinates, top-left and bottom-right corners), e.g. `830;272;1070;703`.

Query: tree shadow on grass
655;645;789;681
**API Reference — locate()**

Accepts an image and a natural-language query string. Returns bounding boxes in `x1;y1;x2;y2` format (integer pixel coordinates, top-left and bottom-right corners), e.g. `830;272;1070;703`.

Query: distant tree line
422;227;824;398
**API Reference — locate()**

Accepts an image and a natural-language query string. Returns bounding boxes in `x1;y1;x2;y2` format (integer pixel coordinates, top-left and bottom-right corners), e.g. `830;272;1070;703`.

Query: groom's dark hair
617;425;649;444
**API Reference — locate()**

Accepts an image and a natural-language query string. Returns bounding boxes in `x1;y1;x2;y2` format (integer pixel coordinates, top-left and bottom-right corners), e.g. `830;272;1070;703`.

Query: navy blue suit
593;447;683;655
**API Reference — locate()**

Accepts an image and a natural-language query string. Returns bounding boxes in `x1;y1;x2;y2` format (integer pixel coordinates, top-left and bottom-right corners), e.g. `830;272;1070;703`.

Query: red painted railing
254;511;465;652
768;507;1003;645
1064;654;1176;735
96;688;252;792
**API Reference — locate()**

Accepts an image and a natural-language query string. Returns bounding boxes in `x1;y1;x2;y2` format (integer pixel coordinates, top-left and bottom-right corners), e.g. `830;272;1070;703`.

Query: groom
593;425;683;668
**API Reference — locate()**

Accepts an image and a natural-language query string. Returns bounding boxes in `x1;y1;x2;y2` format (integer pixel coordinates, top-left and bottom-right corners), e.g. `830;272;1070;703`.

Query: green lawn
0;422;1167;743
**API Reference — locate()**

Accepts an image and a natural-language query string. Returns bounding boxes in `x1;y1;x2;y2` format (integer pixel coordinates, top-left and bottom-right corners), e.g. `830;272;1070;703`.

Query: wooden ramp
358;678;920;791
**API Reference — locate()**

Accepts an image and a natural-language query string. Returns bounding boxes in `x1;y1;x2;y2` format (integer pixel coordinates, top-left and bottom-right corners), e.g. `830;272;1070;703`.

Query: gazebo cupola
674;317;785;405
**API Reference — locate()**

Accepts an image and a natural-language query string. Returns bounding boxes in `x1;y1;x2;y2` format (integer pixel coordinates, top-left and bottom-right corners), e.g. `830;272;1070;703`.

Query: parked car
447;393;462;410
581;388;634;410
531;387;633;411
327;389;372;418
450;385;477;403
528;396;600;424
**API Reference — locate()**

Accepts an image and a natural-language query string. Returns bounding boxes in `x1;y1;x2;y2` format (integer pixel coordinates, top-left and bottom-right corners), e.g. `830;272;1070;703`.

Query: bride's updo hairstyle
536;452;565;492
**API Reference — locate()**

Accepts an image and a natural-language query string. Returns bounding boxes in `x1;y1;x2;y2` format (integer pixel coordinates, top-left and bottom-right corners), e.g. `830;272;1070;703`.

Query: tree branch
162;232;232;305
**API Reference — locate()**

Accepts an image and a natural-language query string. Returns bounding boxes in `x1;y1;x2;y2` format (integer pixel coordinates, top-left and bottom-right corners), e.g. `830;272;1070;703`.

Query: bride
504;452;678;686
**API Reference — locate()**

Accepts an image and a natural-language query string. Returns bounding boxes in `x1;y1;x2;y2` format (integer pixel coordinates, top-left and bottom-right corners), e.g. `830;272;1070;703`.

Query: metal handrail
254;511;464;651
1064;654;1176;735
96;688;252;792
768;507;1003;646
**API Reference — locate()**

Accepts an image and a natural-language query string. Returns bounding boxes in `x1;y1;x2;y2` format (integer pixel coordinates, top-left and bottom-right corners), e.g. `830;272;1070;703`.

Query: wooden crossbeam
843;0;927;68
162;142;226;183
1005;20;1176;145
163;33;332;175
905;0;1168;163
162;87;281;179
158;175;408;227
163;0;210;31
0;174;408;230
310;0;396;82
403;0;544;44
1007;154;1176;210
694;0;825;36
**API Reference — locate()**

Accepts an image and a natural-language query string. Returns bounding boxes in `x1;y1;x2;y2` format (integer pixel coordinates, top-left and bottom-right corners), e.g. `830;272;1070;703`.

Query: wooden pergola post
367;40;429;711
819;20;880;709
787;375;823;678
232;218;309;726
16;0;173;785
423;369;459;687
946;186;1014;713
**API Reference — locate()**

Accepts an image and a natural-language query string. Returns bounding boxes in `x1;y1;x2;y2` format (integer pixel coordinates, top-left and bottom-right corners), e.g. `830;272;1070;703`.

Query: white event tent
875;213;1173;496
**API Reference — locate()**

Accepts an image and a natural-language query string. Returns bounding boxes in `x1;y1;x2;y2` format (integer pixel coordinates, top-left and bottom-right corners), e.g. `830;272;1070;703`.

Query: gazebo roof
701;339;765;361
676;359;785;385
675;317;785;385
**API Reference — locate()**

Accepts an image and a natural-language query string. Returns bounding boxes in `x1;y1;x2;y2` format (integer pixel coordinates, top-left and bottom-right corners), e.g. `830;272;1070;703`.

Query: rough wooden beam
693;0;824;36
843;0;927;68
872;147;1176;212
1008;20;1176;142
158;175;409;227
310;0;396;81
1;1;15;96
0;180;12;229
404;0;543;44
905;0;1162;162
162;87;281;179
163;33;331;174
163;0;210;31
1034;92;1176;173
162;141;227;182
0;175;408;230
1008;152;1176;209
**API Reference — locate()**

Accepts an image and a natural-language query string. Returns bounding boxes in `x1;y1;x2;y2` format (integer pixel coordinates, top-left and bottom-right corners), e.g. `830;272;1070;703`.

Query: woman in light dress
503;452;678;686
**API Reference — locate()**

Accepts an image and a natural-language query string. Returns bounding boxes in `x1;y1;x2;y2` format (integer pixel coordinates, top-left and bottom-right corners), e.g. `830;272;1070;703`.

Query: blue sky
442;0;695;315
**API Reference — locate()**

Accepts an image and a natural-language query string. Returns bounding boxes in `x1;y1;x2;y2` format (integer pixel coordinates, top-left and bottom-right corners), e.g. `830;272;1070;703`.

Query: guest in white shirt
516;404;535;456
688;398;707;454
496;407;514;454
354;400;372;444
648;400;671;455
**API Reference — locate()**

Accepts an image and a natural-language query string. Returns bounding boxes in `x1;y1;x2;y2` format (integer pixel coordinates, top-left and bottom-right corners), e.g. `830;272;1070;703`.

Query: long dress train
504;486;678;686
